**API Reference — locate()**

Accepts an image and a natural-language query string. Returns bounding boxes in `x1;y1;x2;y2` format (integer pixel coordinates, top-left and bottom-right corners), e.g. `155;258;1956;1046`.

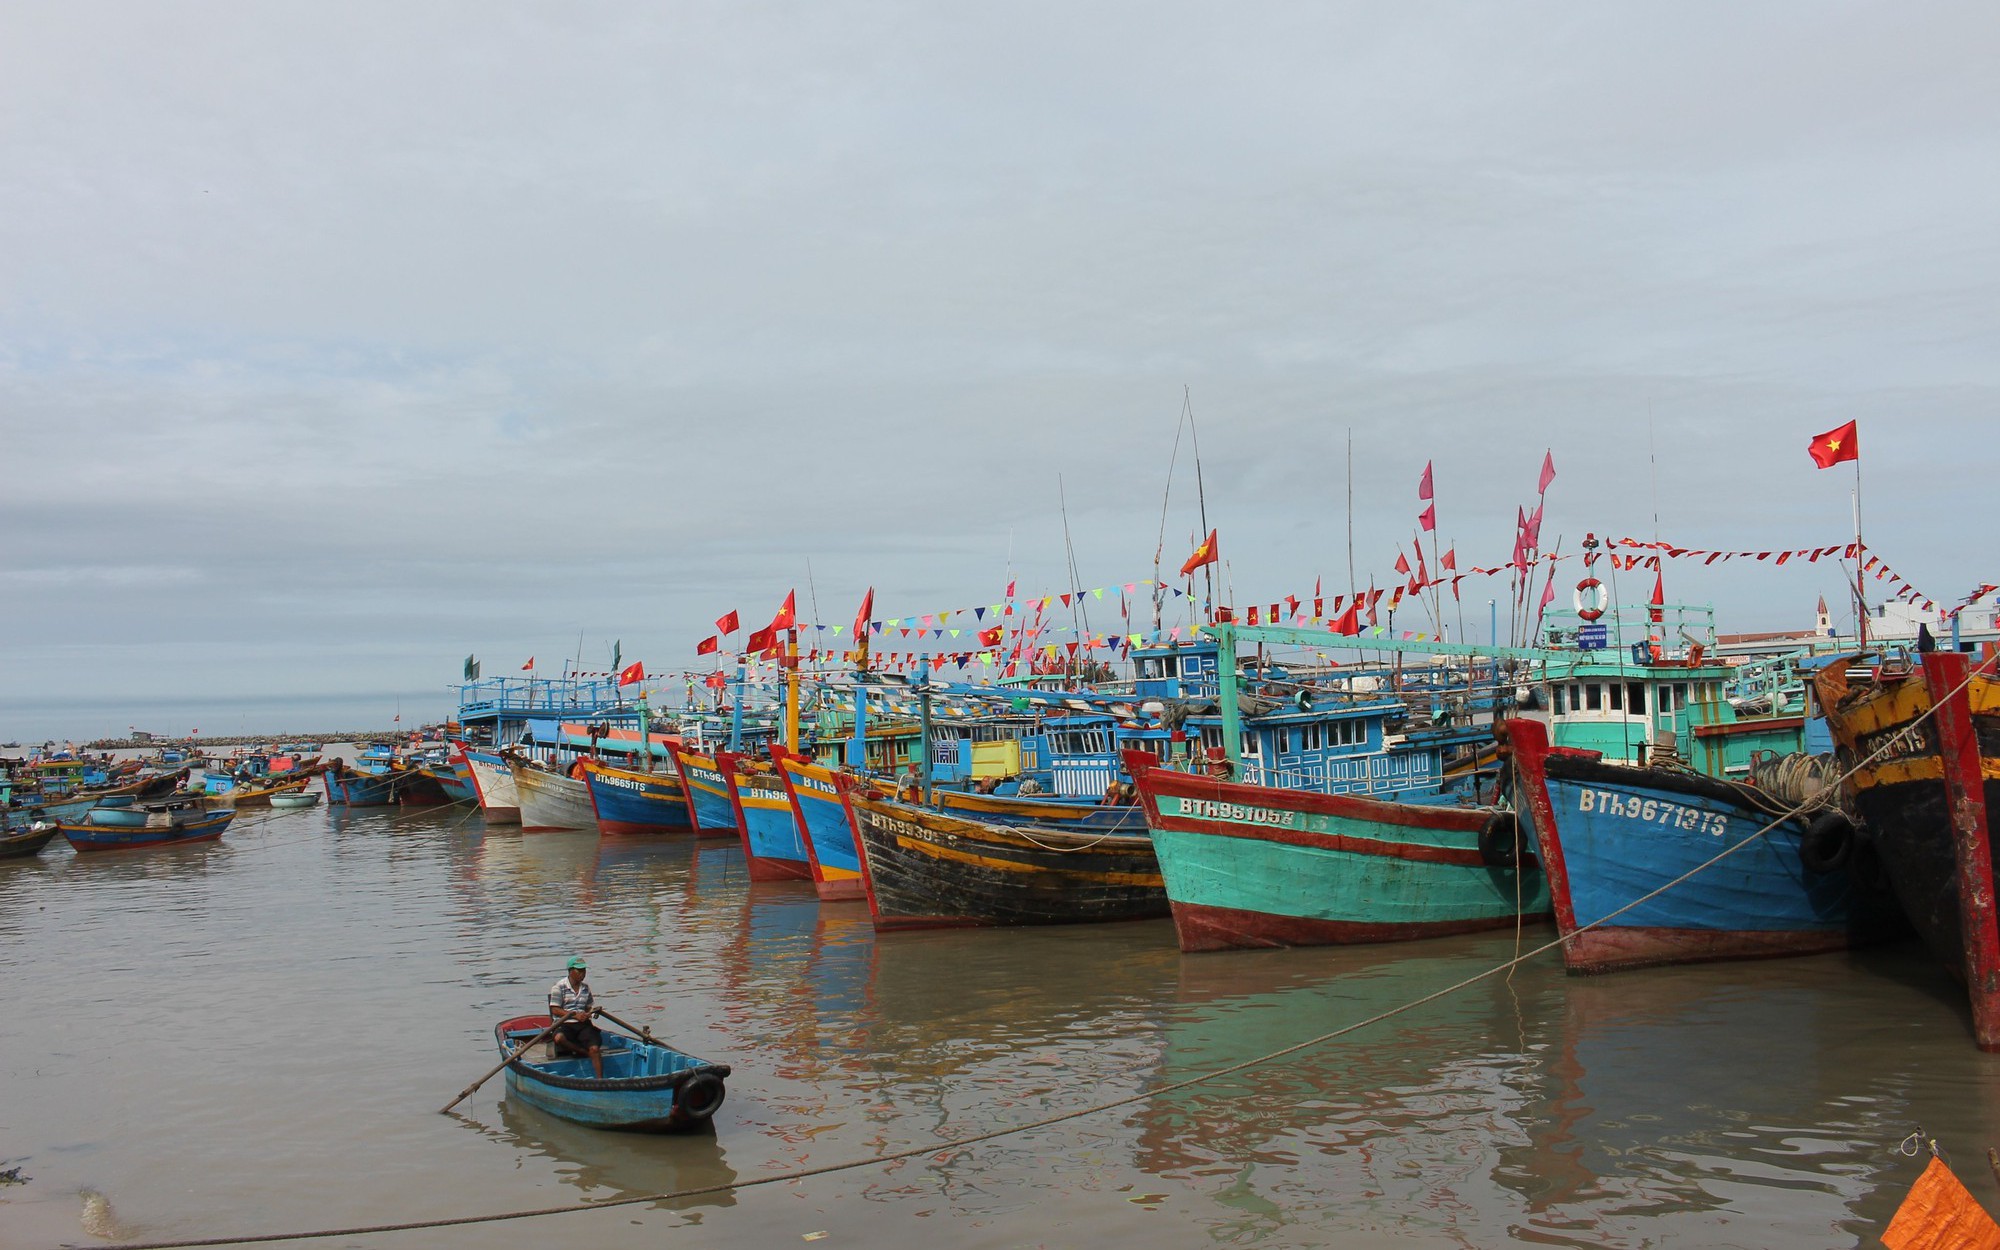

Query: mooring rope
88;658;1994;1250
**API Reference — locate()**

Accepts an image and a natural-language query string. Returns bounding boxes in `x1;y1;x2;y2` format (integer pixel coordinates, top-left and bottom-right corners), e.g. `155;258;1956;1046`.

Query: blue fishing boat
60;804;232;852
1506;717;1860;973
717;750;812;881
672;747;742;835
494;1015;730;1132
581;758;694;835
776;754;867;900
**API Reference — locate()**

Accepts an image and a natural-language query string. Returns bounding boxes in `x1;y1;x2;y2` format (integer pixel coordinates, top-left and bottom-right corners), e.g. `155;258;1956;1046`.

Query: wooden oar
591;1007;664;1048
439;1020;561;1115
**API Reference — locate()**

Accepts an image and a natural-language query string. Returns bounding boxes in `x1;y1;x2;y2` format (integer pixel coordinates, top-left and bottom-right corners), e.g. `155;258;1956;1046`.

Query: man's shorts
554;1018;603;1052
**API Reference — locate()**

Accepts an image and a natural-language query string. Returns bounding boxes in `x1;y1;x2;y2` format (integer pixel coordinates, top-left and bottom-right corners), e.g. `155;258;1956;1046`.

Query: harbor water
3;799;1998;1248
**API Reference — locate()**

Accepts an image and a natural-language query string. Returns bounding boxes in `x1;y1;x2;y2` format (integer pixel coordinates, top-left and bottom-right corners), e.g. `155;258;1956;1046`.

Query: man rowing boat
547;956;604;1078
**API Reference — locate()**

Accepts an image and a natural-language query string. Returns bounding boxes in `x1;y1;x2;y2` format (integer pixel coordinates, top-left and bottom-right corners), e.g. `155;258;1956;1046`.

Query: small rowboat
60;804;233;852
0;821;61;859
269;791;323;810
495;1015;729;1132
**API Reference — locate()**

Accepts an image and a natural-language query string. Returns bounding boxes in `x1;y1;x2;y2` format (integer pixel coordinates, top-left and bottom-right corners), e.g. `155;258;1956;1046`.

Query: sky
3;3;1996;741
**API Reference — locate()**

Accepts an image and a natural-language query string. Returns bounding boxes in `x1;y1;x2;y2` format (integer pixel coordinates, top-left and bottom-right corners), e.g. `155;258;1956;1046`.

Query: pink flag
1418;461;1434;501
1538;450;1556;494
1539;570;1557;608
1523;501;1544;548
1418;503;1436;532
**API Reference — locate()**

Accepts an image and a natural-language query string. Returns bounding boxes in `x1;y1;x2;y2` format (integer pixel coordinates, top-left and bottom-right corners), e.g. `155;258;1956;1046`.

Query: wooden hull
495;1015;729;1133
61;809;232;852
848;794;1167;931
933;788;1147;831
462;749;522;823
1819;651;2000;1048
1507;718;1852;974
0;826;60;858
510;763;597;832
717;752;811;881
777;757;866;901
581;760;693;835
671;749;746;837
1132;761;1545;954
216;777;311;807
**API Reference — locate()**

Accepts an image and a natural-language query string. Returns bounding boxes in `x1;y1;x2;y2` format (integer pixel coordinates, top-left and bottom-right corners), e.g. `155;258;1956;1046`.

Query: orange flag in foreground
1883;1157;2000;1250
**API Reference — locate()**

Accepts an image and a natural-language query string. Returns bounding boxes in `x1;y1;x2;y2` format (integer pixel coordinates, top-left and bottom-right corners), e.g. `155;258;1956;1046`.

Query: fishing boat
461;747;522;823
931;786;1148;831
493;1015;730;1132
671;747;744;836
580;758;694;835
60;802;232;852
775;754;867;900
846;792;1169;931
1505;718;1859;974
1126;751;1546;953
269;791;322;810
213;776;312;807
716;751;811;881
0;820;61;859
508;756;597;832
420;755;480;805
1816;650;2000;1048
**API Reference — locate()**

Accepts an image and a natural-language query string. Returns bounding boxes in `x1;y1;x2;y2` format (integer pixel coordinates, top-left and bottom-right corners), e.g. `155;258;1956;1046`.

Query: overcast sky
3;3;1995;739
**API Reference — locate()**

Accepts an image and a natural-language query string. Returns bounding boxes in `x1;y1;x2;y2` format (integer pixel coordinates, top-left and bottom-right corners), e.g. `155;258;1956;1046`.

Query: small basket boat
494;1015;729;1132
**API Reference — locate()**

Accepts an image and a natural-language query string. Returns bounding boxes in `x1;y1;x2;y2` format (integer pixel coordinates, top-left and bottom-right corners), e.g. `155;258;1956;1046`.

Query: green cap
567;956;586;970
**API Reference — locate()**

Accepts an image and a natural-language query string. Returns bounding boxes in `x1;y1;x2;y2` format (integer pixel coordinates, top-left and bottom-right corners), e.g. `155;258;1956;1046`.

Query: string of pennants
701;542;1996;669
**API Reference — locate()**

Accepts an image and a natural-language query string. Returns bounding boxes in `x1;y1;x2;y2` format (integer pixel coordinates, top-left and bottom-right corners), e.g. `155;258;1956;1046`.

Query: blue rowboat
494;1015;730;1132
60;806;233;852
0;820;61;859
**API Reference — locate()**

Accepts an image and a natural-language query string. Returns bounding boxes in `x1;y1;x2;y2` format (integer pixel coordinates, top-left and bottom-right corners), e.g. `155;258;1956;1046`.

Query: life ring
1573;578;1607;622
1478;811;1536;869
675;1071;727;1124
1798;811;1855;876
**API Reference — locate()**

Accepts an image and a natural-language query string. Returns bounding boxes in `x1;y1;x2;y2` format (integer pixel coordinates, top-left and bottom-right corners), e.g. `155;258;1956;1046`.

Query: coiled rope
90;659;1994;1250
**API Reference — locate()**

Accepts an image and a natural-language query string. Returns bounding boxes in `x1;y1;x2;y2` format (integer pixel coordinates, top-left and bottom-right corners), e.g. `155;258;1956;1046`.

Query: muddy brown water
2;798;1997;1248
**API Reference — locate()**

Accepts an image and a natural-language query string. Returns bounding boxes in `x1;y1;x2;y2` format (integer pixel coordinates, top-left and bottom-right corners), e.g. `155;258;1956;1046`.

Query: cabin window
1570;683;1584;711
1242;733;1261;757
1585;684;1603;711
1607;683;1623;711
1626;683;1646;715
1550;686;1564;714
1200;726;1223;749
1277;728;1293;755
1675;683;1690;710
1303;724;1322;750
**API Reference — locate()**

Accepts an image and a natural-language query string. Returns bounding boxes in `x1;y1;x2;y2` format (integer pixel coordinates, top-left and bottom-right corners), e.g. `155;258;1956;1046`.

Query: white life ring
1574;578;1607;622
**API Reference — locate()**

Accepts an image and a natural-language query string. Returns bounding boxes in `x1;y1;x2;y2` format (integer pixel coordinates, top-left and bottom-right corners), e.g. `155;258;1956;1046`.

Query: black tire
1479;812;1535;870
676;1071;726;1124
1799;811;1856;876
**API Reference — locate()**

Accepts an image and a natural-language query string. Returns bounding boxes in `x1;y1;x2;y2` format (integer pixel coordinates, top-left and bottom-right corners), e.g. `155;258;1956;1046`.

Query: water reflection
461;1097;739;1214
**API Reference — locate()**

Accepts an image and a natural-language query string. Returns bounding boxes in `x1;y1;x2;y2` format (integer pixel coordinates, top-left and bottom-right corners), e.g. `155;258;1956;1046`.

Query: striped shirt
548;977;594;1020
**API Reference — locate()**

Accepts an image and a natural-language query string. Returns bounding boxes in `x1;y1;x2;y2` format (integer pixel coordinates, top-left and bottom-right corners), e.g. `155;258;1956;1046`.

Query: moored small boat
494;1014;730;1132
269;791;322;810
462;748;522;823
1127;750;1546;953
581;758;694;835
0;820;61;859
60;803;233;852
1506;718;1858;974
1817;650;2000;1048
717;750;811;881
509;757;597;832
847;792;1168;931
776;754;867;900
670;748;740;836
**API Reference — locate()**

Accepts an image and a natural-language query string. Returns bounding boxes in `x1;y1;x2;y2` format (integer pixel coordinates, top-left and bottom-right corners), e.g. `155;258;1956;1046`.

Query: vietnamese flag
853;587;874;638
745;625;775;654
521;657;534;671
978;625;1004;647
770;590;797;631
1808;420;1859;469
715;610;741;635
617;661;645;686
695;636;719;655
1180;530;1219;577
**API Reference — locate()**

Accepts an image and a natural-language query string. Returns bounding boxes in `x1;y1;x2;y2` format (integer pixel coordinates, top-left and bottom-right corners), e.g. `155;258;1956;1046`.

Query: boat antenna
1059;473;1089;671
1346;426;1356;602
1188;389;1213;614
1153;392;1191;634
